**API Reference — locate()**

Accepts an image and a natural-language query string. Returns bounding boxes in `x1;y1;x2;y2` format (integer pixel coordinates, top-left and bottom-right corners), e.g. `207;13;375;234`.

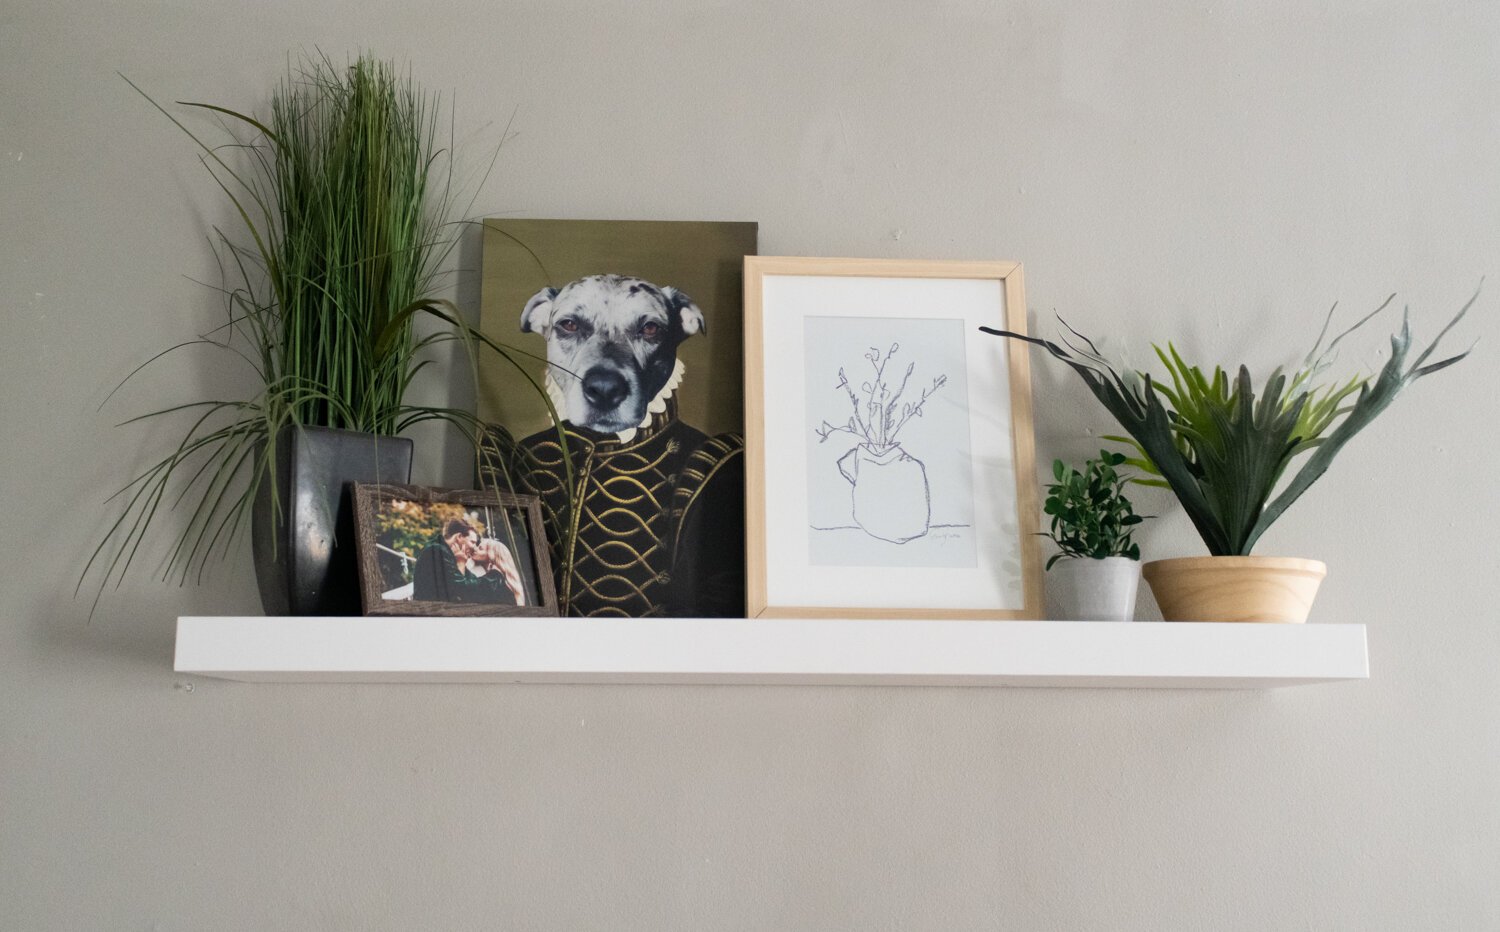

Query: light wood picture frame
352;483;558;617
743;257;1042;619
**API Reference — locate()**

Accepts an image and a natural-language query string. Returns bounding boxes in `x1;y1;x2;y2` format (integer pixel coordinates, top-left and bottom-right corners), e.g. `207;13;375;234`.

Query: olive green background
477;219;758;439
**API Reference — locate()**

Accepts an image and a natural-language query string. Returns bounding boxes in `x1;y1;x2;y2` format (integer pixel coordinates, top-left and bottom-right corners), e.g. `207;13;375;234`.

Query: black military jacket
480;398;745;618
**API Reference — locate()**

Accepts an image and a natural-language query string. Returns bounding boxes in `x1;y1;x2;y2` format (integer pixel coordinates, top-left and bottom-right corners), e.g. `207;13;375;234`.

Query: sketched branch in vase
814;343;948;453
813;342;948;544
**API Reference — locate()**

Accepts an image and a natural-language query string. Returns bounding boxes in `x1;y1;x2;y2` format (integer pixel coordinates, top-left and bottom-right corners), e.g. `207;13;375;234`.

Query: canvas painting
476;219;758;618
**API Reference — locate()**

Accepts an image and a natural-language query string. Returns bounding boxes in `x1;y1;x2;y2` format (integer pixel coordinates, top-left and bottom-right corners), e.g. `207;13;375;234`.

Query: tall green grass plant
83;53;561;608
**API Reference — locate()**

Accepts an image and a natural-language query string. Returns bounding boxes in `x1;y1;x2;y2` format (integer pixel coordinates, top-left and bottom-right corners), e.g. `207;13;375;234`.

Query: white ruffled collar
546;358;686;444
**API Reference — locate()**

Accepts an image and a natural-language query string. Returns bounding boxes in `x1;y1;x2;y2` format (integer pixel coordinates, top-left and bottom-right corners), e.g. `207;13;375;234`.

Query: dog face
522;274;705;433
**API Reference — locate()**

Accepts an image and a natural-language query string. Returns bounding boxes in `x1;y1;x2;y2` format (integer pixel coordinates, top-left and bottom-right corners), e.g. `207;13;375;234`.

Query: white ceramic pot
1045;556;1141;621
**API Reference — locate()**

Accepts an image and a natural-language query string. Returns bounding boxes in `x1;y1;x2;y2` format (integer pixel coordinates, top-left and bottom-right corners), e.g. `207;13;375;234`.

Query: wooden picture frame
352;483;558;617
743;257;1042;619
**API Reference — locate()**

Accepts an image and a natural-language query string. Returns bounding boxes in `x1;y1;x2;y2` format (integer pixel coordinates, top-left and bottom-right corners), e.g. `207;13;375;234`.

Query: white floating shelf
175;617;1368;688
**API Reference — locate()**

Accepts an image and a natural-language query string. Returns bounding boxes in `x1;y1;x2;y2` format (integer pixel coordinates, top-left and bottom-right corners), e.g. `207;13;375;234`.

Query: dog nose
581;369;630;411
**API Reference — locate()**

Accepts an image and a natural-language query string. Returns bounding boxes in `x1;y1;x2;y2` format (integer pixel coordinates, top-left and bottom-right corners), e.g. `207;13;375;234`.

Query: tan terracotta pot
1141;556;1327;623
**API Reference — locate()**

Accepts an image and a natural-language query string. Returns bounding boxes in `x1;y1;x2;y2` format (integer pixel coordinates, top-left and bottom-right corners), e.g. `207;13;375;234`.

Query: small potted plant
982;291;1475;622
1041;451;1145;621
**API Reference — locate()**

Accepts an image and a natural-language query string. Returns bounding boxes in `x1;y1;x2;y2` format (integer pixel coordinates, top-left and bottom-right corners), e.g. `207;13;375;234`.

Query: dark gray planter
251;425;413;616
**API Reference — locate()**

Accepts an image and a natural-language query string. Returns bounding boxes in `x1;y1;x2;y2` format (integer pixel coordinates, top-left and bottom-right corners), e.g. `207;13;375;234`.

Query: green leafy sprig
1041;452;1145;570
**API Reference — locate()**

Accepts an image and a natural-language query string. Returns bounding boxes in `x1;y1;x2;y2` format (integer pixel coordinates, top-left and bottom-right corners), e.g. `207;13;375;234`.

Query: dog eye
639;321;661;338
556;318;580;334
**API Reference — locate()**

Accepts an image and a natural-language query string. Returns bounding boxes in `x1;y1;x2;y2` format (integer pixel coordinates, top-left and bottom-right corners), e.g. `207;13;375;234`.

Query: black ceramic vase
251;424;414;616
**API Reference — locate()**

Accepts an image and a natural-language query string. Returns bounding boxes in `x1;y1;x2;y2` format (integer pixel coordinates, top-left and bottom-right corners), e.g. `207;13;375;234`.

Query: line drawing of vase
837;442;931;543
814;341;948;546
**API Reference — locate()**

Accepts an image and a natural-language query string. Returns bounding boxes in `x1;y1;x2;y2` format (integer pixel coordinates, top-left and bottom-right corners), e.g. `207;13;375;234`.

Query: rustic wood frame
352;483;558;617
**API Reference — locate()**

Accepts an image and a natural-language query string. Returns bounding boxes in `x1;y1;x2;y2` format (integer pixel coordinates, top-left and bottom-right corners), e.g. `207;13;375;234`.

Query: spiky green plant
981;290;1476;556
82;54;563;609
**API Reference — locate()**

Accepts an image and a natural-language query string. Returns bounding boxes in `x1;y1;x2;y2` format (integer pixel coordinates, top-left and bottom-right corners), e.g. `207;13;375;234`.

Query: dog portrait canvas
476;219;757;618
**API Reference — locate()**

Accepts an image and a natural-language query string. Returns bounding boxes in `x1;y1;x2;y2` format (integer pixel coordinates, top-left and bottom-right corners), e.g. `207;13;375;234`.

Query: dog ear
520;287;558;333
663;287;706;337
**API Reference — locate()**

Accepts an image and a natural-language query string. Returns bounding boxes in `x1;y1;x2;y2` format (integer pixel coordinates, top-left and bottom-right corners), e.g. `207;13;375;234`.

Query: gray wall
4;1;1498;929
